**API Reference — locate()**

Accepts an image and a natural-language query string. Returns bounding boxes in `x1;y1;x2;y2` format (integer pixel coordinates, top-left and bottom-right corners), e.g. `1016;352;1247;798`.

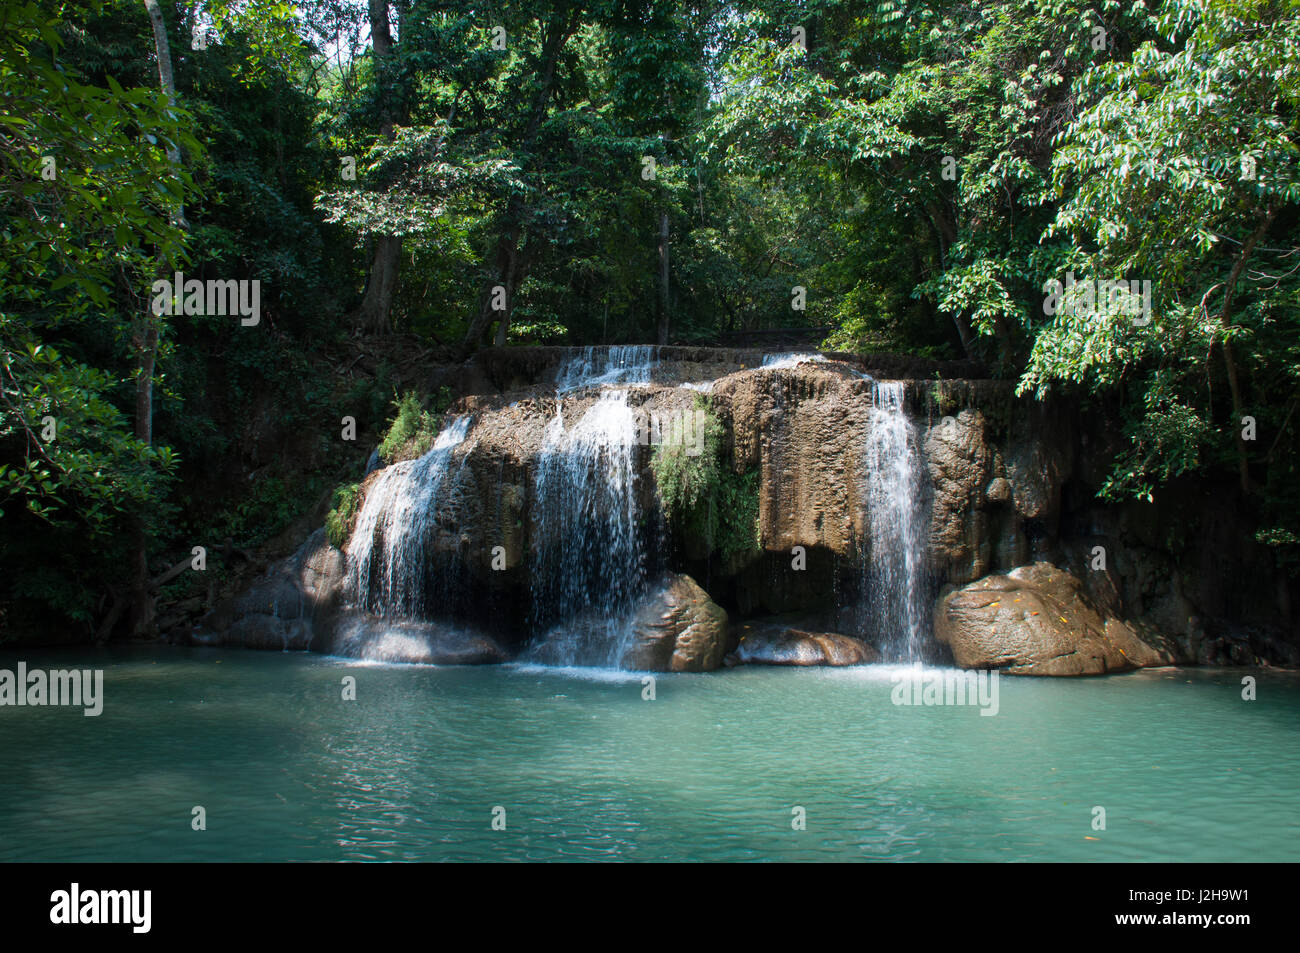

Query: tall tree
130;0;188;636
458;2;581;350
355;0;402;334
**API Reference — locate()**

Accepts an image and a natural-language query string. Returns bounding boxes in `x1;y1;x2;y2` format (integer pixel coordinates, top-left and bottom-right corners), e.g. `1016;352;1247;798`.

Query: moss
325;483;361;549
714;466;761;563
931;377;961;417
651;394;760;563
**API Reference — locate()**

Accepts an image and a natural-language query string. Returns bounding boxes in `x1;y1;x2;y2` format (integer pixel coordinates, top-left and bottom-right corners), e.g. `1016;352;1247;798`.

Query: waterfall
526;346;660;666
760;352;827;370
344;416;471;619
862;381;926;660
555;344;658;392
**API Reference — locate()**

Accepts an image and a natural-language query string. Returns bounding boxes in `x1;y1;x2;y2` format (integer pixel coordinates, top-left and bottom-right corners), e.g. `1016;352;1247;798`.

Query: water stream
345;416;472;620
526;346;661;666
862;381;927;660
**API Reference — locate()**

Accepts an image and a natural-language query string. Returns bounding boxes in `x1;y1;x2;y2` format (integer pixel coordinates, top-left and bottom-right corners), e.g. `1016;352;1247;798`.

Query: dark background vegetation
3;0;1298;641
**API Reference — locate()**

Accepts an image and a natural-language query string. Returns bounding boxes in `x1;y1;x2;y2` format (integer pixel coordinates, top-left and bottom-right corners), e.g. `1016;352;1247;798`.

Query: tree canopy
3;0;1300;638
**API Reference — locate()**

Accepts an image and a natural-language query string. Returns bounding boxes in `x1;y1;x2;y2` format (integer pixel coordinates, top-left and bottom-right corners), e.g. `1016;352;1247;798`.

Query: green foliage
0;0;195;630
325;483;362;549
1024;0;1300;524
9;0;1300;635
652;395;760;563
206;474;313;549
377;388;453;463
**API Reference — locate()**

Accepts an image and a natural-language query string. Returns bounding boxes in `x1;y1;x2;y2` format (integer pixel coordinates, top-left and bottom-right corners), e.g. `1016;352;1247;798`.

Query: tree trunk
1216;206;1278;494
462;5;576;352
368;0;392;56
144;1;181;176
356;0;399;335
358;235;401;334
130;0;184;639
491;233;522;347
918;196;975;358
657;211;670;345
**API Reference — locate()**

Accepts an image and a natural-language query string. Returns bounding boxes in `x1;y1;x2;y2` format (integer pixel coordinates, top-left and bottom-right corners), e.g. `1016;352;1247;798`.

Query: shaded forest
2;0;1299;641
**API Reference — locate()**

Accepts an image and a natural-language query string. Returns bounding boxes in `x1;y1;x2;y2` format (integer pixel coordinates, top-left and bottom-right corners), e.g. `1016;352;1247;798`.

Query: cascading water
555;344;657;391
526;346;659;666
861;381;927;660
344;416;471;619
760;352;827;370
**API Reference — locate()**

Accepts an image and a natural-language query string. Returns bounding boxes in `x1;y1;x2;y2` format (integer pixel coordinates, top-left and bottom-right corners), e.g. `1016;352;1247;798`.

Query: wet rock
716;362;870;562
934;562;1183;675
226;615;312;650
621;574;729;672
207;348;1298;669
324;611;509;664
985;476;1012;504
732;625;878;666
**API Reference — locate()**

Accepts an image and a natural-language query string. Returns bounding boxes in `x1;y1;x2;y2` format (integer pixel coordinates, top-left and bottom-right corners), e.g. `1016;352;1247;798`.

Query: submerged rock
934;562;1183;675
732;625;878;666
621;574;729;672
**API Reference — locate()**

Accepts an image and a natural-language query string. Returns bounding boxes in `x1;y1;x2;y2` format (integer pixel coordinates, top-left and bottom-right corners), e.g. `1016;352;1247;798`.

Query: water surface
0;647;1296;861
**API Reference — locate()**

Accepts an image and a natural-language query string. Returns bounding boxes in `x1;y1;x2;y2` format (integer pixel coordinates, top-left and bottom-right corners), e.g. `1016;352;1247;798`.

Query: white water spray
527;347;660;666
862;382;926;660
345;416;471;618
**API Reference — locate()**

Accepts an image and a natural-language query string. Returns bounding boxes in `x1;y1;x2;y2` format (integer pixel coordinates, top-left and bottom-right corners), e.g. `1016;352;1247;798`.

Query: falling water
345;416;471;618
526;346;660;666
862;382;926;660
555;344;658;392
760;352;827;370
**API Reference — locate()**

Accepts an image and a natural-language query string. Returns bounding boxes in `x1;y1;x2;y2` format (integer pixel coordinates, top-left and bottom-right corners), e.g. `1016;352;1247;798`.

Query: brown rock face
715;364;871;560
922;399;1074;585
925;410;994;583
934;562;1182;675
732;625;879;666
620;574;729;672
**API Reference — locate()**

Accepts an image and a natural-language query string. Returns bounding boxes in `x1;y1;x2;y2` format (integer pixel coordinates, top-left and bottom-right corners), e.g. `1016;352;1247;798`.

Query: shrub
377;390;448;463
325;483;362;549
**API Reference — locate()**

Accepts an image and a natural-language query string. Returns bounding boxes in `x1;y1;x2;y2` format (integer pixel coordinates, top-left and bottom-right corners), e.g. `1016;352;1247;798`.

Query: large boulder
620;574;729;671
195;529;345;649
732;624;878;666
934;562;1182;675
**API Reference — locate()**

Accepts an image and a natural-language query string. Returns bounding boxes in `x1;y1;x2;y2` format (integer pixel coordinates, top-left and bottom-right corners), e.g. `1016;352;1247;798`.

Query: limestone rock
934;562;1180;675
715;363;870;561
325;612;508;664
925;409;994;583
621;574;729;672
732;625;878;666
985;476;1012;503
195;529;345;650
